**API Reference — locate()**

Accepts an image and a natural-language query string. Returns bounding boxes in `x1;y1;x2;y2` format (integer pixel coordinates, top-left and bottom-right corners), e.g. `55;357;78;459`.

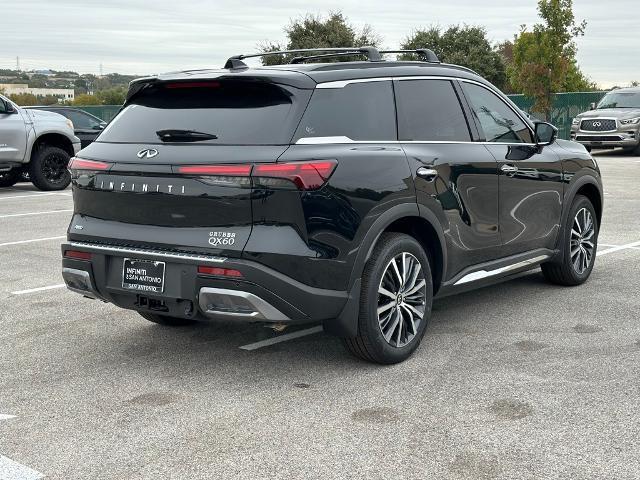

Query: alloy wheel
570;207;595;275
377;252;427;348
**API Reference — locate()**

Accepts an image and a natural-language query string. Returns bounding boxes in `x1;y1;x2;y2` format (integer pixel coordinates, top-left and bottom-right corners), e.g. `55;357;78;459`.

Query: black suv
61;47;603;364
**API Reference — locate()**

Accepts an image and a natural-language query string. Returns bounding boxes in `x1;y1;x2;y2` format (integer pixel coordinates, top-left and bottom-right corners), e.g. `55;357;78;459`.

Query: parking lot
0;150;639;479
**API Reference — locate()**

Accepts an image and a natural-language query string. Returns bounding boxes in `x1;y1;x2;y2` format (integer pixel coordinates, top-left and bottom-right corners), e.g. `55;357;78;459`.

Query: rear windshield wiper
156;129;218;142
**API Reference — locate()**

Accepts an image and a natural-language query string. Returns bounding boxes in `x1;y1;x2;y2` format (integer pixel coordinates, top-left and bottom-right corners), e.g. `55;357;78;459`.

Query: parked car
571;87;640;155
27;106;107;149
0;94;80;189
61;47;603;364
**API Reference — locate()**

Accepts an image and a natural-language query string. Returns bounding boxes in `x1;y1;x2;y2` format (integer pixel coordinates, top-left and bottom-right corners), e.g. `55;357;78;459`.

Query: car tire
343;233;433;364
29;145;71;191
138;311;197;326
541;195;598;286
0;168;22;188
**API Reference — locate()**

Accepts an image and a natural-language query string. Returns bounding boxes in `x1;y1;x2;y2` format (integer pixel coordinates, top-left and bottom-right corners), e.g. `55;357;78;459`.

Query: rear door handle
501;164;518;174
416;167;438;181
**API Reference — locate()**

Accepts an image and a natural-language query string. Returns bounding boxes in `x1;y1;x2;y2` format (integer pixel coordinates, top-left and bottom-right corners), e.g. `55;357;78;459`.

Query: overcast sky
3;0;638;88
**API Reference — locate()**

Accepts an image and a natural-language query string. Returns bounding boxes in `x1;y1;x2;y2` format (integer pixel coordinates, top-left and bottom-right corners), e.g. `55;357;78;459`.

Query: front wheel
541;195;598;286
0;168;22;188
29;146;71;191
343;233;433;364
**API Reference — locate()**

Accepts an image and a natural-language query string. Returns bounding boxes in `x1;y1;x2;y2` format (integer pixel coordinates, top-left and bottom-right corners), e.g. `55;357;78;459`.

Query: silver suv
0;94;81;189
571;87;640;155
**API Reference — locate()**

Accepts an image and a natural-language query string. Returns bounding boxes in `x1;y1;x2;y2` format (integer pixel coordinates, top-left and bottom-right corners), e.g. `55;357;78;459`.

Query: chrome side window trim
315;78;393;89
311;75;537;145
294;137;537;146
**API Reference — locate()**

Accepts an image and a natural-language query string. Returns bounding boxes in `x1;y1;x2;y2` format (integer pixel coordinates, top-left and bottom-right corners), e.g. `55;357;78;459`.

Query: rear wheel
29;145;71;191
541;195;598;286
138;311;196;326
343;233;433;364
0;168;21;188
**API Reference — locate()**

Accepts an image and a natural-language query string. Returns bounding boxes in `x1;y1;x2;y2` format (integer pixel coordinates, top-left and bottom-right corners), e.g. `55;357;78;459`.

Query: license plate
122;258;165;293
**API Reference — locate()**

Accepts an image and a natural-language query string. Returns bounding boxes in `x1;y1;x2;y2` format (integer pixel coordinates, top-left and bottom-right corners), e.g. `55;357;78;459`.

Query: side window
462;82;533;144
395;79;471;142
294;81;396;141
65;110;100;129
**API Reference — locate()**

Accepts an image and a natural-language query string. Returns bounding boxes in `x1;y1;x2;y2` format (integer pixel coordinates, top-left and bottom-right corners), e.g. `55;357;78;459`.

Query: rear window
294;81;397;142
98;81;310;145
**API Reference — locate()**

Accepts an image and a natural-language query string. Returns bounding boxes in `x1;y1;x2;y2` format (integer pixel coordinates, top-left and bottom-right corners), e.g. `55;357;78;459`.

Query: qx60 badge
137;148;159;159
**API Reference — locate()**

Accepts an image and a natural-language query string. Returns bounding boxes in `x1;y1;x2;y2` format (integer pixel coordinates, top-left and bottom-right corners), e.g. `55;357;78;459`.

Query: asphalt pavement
0;150;639;480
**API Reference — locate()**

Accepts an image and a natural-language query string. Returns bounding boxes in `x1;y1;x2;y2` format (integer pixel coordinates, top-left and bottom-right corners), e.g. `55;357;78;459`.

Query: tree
72;94;101;106
510;0;592;118
96;87;126;105
258;12;381;65
401;26;507;90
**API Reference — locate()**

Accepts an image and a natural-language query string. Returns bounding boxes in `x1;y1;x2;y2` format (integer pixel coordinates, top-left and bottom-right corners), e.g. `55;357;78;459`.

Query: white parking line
0;236;65;247
598;240;640;256
239;326;323;351
0;210;73;219
0;192;71;200
0;456;44;480
0;415;44;480
11;284;66;295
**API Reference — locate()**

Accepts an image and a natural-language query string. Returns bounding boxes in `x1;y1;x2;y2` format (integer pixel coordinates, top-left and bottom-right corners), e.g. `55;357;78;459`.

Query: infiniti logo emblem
592;121;601;127
137;148;159;159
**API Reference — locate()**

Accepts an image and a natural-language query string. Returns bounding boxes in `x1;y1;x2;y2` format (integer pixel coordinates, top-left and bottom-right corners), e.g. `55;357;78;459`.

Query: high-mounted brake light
165;81;221;89
197;266;243;278
64;250;92;261
68;157;110;171
177;164;252;176
253;160;337;190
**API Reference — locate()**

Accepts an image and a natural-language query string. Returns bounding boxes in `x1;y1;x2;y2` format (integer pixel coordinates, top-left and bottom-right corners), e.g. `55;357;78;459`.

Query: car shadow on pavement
73;269;552;377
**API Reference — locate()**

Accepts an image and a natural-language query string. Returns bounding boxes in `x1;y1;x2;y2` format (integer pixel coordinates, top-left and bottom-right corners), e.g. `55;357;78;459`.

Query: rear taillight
177;164;252;187
177;161;337;190
253;160;337;190
64;250;92;261
177;165;252;176
197;266;243;277
68;157;111;171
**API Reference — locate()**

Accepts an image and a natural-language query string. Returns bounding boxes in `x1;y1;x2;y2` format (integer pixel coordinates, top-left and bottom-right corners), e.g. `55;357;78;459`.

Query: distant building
0;83;74;102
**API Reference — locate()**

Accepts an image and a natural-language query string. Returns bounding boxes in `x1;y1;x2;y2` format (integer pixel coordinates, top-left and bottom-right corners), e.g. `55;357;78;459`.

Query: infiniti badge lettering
97;178;186;194
137;148;159;159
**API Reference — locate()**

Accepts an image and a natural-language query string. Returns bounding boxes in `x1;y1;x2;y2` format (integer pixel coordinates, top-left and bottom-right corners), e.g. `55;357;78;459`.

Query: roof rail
223;47;382;69
380;49;440;63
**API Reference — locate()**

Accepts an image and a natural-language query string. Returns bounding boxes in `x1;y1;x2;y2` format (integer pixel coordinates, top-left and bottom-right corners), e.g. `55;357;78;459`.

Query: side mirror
534;122;558;146
93;123;106;130
589;102;597;110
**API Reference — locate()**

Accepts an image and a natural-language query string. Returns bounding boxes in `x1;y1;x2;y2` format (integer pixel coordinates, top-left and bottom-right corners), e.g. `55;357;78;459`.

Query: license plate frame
122;258;166;293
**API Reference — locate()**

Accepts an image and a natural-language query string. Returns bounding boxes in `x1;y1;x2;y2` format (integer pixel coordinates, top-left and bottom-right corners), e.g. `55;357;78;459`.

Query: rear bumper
61;241;350;325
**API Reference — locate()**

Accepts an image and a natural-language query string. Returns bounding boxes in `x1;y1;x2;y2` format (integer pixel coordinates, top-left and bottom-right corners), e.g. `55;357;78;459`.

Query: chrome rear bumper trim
198;287;290;322
68;241;226;263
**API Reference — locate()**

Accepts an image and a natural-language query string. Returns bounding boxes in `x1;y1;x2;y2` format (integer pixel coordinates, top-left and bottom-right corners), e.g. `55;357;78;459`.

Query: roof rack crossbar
289;51;371;64
380;49;440;63
224;46;382;69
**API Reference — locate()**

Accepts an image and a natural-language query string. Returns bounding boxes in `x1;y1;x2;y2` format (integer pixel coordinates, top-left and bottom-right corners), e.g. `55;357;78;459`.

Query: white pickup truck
0;93;81;190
